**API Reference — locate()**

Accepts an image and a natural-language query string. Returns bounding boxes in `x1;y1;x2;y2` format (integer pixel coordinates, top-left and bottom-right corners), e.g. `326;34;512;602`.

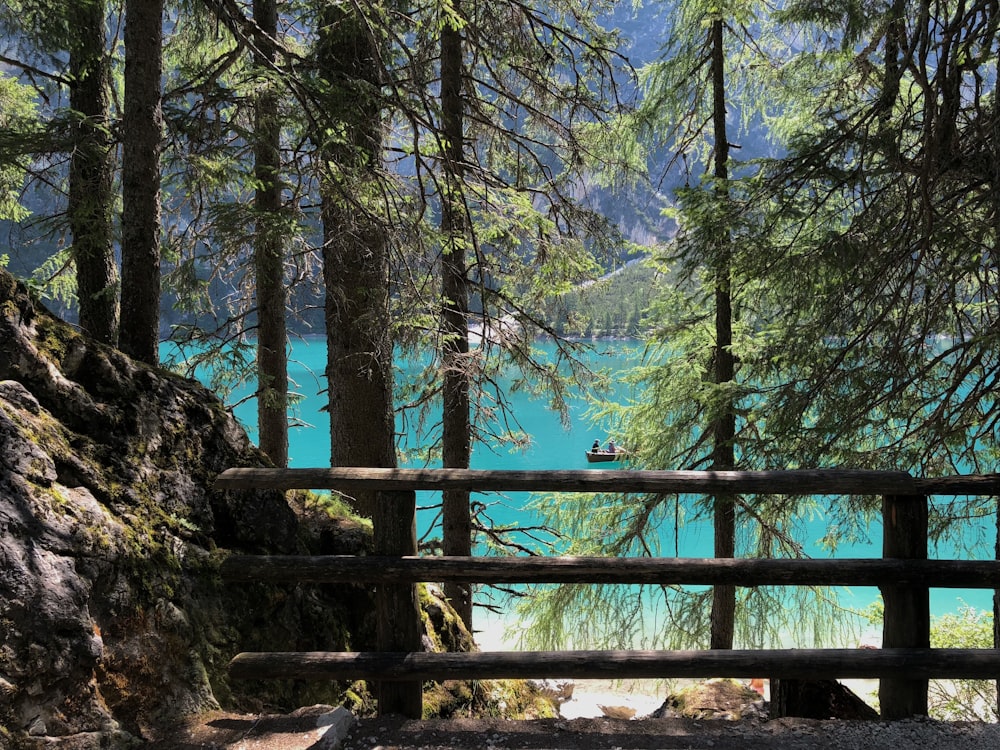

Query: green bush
928;606;997;722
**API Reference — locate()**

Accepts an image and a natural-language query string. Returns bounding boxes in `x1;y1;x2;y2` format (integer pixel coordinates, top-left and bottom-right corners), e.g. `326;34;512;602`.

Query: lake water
171;336;995;641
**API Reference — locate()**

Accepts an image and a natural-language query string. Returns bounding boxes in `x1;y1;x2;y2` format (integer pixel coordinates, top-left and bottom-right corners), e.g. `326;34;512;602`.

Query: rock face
0;269;388;747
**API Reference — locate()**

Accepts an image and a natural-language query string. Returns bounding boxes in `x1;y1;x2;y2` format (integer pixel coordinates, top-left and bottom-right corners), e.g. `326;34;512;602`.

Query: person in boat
591;439;601;453
607;438;617;453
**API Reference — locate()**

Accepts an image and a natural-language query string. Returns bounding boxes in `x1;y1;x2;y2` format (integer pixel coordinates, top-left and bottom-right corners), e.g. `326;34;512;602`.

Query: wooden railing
215;468;1000;720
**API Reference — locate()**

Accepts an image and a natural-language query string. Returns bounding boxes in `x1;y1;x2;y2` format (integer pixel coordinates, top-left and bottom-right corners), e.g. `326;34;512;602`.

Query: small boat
585;449;624;463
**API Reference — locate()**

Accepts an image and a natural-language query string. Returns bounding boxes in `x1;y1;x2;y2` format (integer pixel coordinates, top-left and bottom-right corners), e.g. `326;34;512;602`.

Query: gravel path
149;706;1000;750
339;715;1000;750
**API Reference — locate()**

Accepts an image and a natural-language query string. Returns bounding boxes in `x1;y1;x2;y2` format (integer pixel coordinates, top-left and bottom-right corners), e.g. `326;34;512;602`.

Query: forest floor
146;707;1000;750
147;695;1000;750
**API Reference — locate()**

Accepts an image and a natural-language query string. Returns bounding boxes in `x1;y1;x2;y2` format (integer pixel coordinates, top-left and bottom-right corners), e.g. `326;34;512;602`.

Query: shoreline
472;609;866;719
469;605;996;721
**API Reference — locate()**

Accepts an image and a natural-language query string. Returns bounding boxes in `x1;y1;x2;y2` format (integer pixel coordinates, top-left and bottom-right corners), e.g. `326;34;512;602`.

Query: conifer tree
529;0;1000;657
515;0;841;653
0;2;129;336
68;0;118;345
316;2;398;518
756;0;1000;706
251;0;289;467
161;0;314;462
705;14;737;651
120;0;164;364
438;0;474;628
0;75;36;224
396;0;627;630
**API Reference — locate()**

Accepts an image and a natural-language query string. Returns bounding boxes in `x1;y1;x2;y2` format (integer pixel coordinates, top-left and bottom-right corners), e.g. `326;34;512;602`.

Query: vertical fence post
879;493;929;718
374;489;423;718
995;497;1000;720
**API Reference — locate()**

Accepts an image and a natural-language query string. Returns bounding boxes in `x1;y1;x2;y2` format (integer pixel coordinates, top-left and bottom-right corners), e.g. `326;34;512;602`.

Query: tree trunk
439;1;474;631
708;17;736;651
771;679;878;720
120;0;163;365
317;5;397;518
69;0;118;346
992;100;1000;722
253;0;288;467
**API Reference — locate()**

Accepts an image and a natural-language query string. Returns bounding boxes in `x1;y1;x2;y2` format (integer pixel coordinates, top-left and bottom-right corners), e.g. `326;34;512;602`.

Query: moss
664;678;760;719
341;682;376;715
418;583;475;654
33;316;74;364
306;491;368;523
421;679;558;719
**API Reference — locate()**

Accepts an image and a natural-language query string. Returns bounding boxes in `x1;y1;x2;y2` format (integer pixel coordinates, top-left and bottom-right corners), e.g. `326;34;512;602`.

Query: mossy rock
422;679;558;719
656;678;763;720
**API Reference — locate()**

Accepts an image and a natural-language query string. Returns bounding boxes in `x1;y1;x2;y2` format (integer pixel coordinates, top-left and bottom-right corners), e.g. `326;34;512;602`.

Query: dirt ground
147;705;1000;750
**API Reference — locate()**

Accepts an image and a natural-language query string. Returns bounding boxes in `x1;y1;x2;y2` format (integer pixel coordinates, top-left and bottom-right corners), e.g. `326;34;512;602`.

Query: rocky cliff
0;269;441;747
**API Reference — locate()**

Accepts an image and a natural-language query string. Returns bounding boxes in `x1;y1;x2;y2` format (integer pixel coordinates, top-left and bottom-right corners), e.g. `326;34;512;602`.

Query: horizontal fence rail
229;648;1000;682
220;554;1000;587
214;468;1000;721
215;466;1000;495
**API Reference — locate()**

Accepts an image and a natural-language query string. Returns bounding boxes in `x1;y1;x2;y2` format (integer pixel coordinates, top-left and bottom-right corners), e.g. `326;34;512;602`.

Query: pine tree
0;75;36;224
316;2;398;518
68;0;118;345
438;0;474;629
515;0;850;653
395;0;628;630
120;0;164;364
251;0;288;467
757;0;1000;708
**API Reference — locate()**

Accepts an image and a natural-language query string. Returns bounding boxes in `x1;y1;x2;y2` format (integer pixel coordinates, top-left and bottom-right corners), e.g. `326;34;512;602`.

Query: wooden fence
215;467;1000;720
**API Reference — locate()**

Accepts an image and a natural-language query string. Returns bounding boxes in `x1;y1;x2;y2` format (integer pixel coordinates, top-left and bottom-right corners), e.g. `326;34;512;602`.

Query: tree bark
317;5;397;519
120;0;163;365
708;16;736;651
439;0;474;631
69;0;118;346
253;0;288;467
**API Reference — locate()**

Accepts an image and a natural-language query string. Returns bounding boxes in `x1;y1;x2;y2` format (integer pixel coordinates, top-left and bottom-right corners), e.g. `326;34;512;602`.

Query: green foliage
735;0;1000;487
0;73;37;223
538;257;665;338
306;491;372;530
518;482;859;651
928;606;999;722
391;0;639;470
26;249;76;307
512;0;1000;655
4;0;999;678
865;601;998;721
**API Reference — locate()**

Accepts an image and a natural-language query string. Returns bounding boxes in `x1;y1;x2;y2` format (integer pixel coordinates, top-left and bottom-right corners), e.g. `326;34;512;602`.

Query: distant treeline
539;257;664;339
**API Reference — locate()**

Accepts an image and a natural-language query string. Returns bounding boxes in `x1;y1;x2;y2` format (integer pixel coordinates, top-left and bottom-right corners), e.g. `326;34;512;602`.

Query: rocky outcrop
0;269;386;747
650;679;769;721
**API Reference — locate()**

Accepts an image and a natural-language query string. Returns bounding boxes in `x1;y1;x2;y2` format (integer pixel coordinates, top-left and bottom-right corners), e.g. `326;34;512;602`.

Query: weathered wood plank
228;648;1000;682
219;554;1000;588
214;467;1000;495
217;467;930;494
880;494;929;719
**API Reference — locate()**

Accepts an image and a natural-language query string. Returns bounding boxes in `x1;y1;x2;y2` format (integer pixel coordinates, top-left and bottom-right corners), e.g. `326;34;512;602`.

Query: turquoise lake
171;336;996;636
